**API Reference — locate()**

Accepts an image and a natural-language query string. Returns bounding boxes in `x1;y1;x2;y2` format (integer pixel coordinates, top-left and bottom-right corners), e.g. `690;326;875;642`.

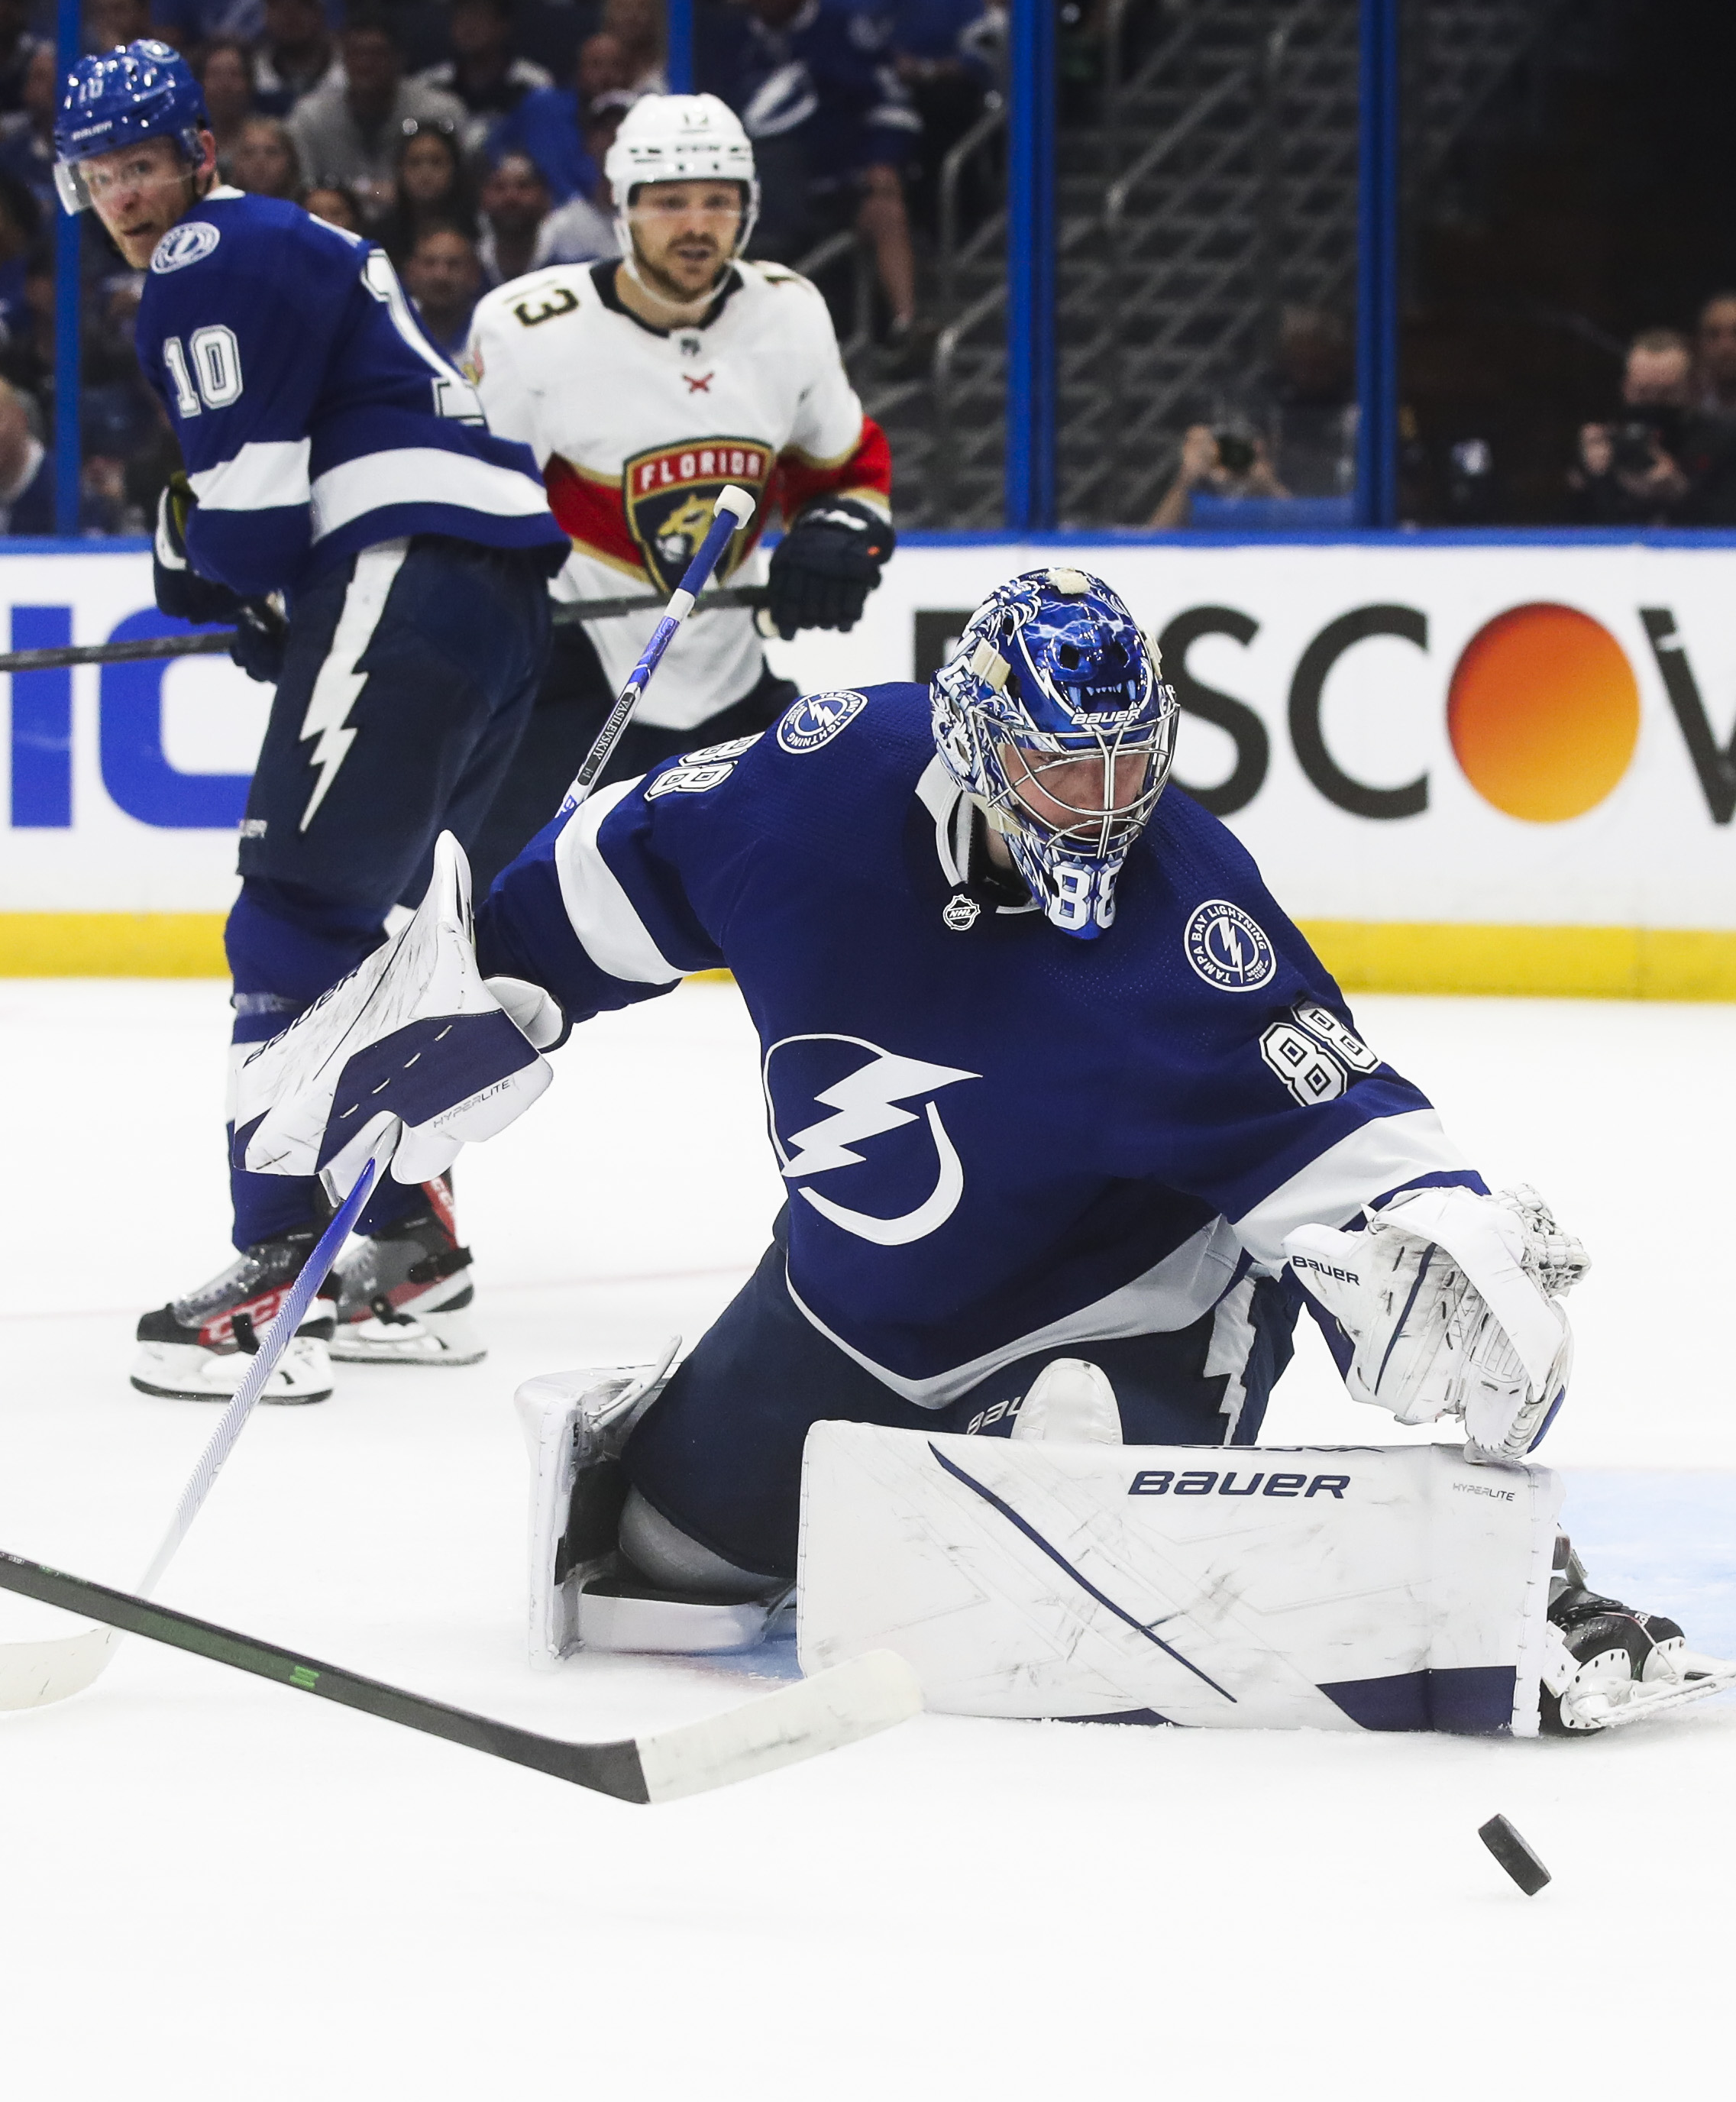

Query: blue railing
53;0;81;535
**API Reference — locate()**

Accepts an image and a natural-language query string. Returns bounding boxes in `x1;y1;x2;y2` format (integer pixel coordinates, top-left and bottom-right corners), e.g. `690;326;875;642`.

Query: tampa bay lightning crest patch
1184;899;1276;991
777;689;868;754
151;221;221;273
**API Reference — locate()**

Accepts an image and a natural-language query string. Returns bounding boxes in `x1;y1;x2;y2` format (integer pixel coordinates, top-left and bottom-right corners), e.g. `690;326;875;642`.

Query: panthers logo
622;438;770;596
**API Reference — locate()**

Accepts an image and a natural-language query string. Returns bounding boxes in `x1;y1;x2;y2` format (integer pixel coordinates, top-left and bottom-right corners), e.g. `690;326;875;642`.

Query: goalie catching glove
764;497;894;639
231;830;564;1202
1285;1185;1588;1463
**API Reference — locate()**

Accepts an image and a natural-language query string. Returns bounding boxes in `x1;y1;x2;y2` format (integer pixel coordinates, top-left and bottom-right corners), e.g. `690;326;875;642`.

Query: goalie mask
930;569;1175;939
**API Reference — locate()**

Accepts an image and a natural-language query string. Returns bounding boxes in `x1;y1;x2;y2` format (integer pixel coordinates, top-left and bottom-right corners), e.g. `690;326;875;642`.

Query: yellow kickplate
0;914;1731;1001
0;914;228;976
1301;921;1736;1001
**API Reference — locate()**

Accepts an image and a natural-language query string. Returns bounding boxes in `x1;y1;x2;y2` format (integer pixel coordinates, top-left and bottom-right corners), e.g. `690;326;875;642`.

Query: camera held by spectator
1571;328;1696;523
1149;422;1287;528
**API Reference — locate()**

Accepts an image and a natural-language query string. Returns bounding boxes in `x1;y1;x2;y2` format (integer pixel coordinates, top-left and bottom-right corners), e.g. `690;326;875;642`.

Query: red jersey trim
776;418;894;519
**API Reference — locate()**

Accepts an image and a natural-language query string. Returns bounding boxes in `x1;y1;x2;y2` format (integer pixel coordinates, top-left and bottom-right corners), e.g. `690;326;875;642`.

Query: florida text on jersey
465;257;891;731
137;189;565;597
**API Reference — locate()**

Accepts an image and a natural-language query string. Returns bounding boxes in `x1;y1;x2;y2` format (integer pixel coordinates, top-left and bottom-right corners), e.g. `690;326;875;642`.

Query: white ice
1;978;1732;2100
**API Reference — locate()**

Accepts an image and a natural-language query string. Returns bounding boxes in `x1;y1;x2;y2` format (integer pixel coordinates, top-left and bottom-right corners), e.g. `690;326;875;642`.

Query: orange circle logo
1447;603;1640;823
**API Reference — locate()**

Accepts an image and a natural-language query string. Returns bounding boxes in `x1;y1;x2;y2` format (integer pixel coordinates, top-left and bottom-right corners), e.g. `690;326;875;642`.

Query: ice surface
1;979;1732;2100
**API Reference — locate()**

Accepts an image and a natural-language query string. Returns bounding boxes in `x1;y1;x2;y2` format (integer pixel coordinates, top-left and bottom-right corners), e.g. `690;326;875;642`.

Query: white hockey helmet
605;92;759;259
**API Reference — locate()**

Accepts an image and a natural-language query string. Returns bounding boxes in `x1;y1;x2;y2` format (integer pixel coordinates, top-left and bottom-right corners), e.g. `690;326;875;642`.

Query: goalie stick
0;1551;923;1803
558;483;758;820
0;586;771;674
0;1129;396;1712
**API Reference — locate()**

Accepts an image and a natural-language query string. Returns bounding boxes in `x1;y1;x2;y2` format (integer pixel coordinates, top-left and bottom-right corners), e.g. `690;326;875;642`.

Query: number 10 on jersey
163;327;243;416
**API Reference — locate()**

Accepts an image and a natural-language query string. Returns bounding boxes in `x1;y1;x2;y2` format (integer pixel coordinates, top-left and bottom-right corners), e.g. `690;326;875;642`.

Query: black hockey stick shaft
0;1549;651;1800
550;584;766;627
0;587;768;674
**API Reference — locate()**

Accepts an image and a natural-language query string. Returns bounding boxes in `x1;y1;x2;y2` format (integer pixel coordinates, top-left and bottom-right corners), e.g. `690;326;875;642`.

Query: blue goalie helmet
53;40;209;215
930;567;1177;939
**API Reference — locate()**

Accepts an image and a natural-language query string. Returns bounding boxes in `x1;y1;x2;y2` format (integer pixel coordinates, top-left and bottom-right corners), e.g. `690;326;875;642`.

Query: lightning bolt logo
765;1036;980;1248
296;545;408;832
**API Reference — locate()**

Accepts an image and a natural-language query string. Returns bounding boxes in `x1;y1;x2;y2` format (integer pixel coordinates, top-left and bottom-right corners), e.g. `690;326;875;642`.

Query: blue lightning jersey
477;684;1484;1405
136;188;567;599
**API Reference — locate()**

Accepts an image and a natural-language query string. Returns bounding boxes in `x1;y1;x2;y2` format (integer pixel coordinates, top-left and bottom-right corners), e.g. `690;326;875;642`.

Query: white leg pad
514;1343;677;1669
797;1426;1563;1735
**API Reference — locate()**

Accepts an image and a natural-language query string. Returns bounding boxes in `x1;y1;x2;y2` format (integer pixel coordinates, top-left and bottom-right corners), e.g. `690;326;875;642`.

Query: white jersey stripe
189;438;312;511
786;1216;1247;1409
554;778;687;985
1230;1107;1470;1268
309;448;554;542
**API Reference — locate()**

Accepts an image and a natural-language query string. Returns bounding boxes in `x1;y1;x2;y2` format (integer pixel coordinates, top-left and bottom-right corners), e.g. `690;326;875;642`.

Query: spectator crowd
0;0;1004;535
1565;297;1736;526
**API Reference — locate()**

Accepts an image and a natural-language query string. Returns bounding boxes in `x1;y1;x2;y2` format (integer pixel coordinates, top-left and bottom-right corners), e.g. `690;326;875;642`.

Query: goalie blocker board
797;1428;1562;1735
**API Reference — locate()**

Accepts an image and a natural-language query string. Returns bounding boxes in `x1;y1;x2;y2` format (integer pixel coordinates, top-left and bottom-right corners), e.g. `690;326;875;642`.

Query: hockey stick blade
0;1138;393;1712
0;1549;923;1802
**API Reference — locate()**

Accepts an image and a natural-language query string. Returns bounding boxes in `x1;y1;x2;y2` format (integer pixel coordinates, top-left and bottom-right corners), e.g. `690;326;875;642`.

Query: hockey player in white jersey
234;567;1731;1735
461;92;895;887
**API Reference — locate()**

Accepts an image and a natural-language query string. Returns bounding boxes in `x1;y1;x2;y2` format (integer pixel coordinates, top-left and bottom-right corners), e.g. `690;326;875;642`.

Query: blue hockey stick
0;1125;398;1710
558;483;758;820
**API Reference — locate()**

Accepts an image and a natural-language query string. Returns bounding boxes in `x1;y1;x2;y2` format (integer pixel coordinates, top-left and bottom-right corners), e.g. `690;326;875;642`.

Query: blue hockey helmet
930;568;1176;939
53;41;209;215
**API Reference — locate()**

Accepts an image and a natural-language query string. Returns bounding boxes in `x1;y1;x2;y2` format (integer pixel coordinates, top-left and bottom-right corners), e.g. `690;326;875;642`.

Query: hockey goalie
231;566;1734;1739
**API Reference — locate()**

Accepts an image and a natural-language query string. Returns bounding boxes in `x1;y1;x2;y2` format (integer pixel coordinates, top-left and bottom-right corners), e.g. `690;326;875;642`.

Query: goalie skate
1540;1540;1736;1733
329;1174;483;1366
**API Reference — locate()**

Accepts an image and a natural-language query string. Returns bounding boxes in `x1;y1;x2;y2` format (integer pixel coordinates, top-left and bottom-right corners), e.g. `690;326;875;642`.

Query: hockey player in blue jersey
232;564;1731;1730
54;40;571;1402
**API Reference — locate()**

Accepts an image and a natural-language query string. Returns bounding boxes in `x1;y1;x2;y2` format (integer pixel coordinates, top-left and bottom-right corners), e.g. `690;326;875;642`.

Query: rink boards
1;532;1733;995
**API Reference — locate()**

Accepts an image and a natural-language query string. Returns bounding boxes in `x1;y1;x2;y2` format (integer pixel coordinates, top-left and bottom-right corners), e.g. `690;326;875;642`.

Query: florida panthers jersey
465;258;892;730
135;189;567;599
476;685;1485;1404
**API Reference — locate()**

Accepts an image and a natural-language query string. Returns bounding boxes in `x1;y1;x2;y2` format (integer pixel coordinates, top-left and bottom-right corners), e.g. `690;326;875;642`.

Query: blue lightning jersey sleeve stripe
476;684;1485;1396
137;190;567;598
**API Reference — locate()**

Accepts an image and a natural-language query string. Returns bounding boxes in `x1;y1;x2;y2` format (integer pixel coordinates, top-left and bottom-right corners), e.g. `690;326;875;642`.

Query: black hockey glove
154;473;287;684
154;474;244;627
229;599;289;684
765;497;895;640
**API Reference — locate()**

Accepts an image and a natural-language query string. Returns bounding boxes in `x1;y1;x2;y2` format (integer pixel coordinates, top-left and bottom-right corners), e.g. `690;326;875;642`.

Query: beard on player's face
631;223;729;300
626;183;742;303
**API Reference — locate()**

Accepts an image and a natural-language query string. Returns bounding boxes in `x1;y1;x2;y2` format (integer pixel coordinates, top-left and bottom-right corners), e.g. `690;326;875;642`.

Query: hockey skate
329;1173;483;1366
1540;1537;1736;1733
131;1230;335;1404
516;1342;790;1661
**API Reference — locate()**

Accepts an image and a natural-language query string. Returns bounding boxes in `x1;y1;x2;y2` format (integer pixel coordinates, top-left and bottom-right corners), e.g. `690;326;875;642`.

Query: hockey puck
1477;1814;1550;1896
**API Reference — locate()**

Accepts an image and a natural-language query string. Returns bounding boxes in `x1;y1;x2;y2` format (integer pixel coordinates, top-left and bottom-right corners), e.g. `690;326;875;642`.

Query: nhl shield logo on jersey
622;438;769;594
777;689;868;754
1184;899;1277;991
150;220;220;273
